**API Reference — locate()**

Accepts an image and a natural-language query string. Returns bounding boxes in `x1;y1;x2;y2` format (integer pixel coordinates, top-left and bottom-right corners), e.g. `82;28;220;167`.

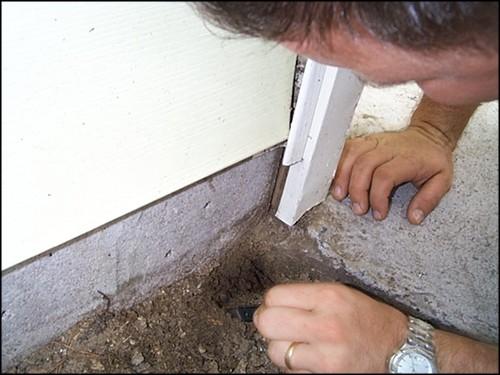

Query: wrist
434;329;499;373
408;121;458;151
408;95;478;151
384;309;409;371
387;315;438;373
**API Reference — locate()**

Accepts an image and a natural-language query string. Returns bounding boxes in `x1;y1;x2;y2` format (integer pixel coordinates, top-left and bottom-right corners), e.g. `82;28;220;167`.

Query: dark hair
193;2;498;54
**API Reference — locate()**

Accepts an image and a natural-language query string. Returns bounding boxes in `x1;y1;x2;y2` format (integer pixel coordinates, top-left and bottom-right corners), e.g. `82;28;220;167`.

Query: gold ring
284;341;300;371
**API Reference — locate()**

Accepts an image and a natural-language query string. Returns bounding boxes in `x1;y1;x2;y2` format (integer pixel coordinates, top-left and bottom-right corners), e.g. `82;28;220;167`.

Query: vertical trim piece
283;60;326;166
276;63;364;225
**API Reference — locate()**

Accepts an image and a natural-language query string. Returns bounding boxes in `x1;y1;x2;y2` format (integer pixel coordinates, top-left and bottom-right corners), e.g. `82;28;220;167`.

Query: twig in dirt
68;331;81;348
61;343;101;357
118;320;129;331
121;335;132;344
97;290;111;312
52;331;80;372
49;360;64;374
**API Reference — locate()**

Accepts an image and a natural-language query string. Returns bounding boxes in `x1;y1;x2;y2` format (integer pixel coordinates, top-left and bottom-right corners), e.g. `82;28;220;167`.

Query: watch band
388;315;438;373
407;316;435;355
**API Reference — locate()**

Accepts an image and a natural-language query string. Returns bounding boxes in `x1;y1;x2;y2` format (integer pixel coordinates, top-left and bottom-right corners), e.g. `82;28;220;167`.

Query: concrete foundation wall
1;148;282;370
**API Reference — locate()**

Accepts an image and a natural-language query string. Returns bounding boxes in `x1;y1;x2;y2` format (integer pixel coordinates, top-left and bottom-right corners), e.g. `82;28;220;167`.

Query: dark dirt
6;212;349;374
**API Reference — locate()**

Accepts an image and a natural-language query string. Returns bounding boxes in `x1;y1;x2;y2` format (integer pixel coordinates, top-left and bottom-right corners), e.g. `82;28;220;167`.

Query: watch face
394;351;435;373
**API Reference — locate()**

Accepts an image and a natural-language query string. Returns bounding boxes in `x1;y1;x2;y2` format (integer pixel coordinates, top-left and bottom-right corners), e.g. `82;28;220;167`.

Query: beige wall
2;2;296;269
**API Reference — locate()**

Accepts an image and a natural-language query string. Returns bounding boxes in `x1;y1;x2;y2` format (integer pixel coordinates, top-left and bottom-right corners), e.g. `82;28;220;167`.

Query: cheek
417;79;491;105
281;44;336;66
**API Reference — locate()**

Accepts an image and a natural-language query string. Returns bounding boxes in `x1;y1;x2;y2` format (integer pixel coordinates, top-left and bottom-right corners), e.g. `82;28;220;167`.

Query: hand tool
226;305;259;323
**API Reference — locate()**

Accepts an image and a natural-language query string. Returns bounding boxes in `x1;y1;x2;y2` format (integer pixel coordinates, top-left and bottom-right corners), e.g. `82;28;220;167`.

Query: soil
6;213;349;374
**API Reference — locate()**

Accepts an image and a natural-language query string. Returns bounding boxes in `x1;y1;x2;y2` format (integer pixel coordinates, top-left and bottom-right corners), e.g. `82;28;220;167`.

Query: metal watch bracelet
388;315;437;373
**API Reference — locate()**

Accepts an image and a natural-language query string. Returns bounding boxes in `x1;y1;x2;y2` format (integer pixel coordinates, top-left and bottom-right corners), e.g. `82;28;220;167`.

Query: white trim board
276;61;364;225
283;61;326;165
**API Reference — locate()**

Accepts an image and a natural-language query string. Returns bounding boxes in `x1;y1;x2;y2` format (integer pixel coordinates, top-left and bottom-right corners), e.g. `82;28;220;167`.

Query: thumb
407;172;452;224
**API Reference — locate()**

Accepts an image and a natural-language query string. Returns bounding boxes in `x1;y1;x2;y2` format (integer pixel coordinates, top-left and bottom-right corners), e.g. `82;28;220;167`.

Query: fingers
255;284;347;343
260;282;338;311
369;158;420;220
267;340;319;373
331;129;454;224
407;172;452;224
331;137;378;201
254;306;317;342
333;145;450;223
348;150;394;215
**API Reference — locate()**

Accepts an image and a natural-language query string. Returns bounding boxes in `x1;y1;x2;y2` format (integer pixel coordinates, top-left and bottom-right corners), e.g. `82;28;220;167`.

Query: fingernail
333;186;343;199
373;210;383;220
352;202;363;215
412;209;424;224
253;306;262;325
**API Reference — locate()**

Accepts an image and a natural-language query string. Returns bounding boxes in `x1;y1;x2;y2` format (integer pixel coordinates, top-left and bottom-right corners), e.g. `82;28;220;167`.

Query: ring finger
267;340;318;373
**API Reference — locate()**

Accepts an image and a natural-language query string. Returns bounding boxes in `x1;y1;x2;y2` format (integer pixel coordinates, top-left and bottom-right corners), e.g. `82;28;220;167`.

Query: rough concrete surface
305;84;498;343
1;148;282;370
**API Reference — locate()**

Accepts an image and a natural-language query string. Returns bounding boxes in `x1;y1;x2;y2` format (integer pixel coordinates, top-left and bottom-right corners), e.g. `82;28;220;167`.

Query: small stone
131;351;145;366
27;367;46;373
129;339;137;345
207;360;219;373
136;362;151;373
90;359;105;371
233;358;247;373
249;352;266;367
198;345;206;354
135;317;147;330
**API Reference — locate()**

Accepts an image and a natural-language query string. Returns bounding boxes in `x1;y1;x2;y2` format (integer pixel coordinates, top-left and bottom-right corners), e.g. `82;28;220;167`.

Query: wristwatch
388;316;438;373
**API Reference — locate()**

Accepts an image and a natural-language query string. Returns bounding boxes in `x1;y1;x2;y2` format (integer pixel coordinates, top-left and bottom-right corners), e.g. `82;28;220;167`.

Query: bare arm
434;330;498;373
410;94;479;151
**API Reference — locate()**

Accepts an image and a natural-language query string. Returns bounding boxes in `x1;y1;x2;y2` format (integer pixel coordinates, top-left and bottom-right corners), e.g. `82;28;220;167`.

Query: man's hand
253;283;408;373
331;96;478;224
254;283;499;373
331;127;454;224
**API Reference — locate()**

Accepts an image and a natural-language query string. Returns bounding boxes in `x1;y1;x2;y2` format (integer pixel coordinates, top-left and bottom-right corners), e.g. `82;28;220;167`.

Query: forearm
409;95;479;150
435;330;499;373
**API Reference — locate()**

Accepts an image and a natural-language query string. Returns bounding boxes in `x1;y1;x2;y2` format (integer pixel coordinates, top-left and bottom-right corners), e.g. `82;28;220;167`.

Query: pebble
233;358;247;373
198;345;206;354
250;352;266;367
135;362;151;373
131;351;145;366
206;360;219;373
135;317;147;330
90;359;105;371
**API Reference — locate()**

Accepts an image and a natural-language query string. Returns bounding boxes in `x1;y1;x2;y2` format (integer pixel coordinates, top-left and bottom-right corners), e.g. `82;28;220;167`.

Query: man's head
194;2;498;105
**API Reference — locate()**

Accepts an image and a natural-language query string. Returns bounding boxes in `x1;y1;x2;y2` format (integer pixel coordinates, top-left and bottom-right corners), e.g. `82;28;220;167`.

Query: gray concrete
1;148;282;370
302;99;498;343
